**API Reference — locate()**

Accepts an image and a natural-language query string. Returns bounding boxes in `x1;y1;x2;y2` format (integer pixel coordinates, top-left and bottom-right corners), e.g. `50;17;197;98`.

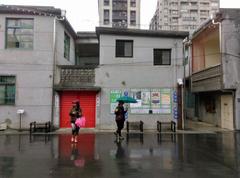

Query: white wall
0;14;75;129
96;33;185;129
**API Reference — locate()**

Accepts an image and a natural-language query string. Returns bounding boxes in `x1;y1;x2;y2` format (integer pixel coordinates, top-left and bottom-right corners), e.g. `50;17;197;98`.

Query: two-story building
0;5;189;131
54;27;189;130
189;8;240;130
55;32;100;129
95;27;188;130
0;5;76;129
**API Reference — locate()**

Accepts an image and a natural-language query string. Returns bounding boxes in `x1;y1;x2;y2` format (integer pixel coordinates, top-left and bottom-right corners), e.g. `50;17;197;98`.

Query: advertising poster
130;89;150;113
110;90;122;113
151;89;161;109
161;89;171;107
141;89;151;108
110;88;172;114
160;88;171;113
130;89;142;108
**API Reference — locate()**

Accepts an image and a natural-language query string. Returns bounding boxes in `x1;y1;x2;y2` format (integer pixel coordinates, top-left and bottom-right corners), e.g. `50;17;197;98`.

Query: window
104;19;110;25
64;32;70;60
130;20;136;26
116;40;133;57
130;11;136;25
0;76;16;105
6;18;33;49
104;10;110;25
205;96;216;113
211;2;219;7
153;49;171;65
130;0;136;7
104;0;109;6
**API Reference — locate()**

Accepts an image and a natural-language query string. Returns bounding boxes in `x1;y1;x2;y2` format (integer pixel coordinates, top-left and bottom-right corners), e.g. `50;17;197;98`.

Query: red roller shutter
60;91;96;128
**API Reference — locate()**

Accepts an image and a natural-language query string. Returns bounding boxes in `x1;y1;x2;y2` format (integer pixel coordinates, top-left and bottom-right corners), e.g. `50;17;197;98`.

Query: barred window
64;32;70;60
104;0;109;6
0;76;16;105
116;40;133;58
154;49;171;65
6;18;33;49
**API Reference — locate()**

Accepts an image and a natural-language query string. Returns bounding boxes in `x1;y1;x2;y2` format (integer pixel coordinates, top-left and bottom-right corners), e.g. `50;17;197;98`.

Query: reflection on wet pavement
0;132;239;178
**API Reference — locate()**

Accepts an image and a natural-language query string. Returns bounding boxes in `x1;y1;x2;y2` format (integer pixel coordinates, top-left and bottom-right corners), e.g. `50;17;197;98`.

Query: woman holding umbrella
114;101;127;140
114;95;137;140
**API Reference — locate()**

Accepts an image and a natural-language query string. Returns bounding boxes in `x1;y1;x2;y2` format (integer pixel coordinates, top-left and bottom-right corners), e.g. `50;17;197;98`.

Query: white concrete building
95;27;188;129
98;0;140;29
0;5;76;129
149;0;219;32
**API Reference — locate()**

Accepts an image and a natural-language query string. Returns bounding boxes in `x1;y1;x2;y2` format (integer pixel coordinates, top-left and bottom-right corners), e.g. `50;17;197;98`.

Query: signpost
17;109;24;131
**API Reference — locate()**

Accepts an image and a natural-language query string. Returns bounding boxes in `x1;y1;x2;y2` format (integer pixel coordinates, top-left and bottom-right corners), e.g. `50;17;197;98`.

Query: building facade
188;8;240;130
149;0;219;32
95;27;188;129
98;0;140;29
0;5;76;129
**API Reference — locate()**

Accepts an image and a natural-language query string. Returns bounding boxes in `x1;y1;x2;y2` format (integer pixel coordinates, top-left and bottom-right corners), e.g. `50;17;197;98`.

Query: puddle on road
0;133;239;178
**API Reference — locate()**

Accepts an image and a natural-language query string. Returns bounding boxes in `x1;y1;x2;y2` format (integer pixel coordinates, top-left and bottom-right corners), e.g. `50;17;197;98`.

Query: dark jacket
69;106;82;123
114;105;126;121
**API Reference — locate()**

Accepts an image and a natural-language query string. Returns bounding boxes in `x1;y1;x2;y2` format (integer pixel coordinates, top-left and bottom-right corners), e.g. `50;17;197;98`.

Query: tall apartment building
98;0;140;29
149;0;219;32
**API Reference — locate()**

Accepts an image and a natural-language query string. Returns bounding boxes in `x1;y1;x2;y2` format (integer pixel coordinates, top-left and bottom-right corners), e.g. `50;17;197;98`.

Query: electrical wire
0;52;239;68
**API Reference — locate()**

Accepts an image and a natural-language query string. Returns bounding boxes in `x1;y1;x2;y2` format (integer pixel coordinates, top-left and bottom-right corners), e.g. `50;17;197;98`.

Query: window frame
104;0;110;6
0;76;16;105
5;18;34;49
64;32;70;60
130;0;136;7
153;49;171;65
115;40;134;58
104;9;110;25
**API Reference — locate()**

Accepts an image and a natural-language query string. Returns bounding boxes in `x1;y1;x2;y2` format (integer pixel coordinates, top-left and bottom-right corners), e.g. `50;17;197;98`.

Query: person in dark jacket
69;100;82;143
114;101;127;139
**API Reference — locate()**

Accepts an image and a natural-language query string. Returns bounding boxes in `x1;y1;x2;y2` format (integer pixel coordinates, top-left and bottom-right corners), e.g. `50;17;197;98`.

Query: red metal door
60;91;96;128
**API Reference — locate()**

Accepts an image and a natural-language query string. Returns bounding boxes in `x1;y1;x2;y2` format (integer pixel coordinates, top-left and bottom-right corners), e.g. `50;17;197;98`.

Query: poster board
130;88;172;114
110;90;122;113
110;88;172;114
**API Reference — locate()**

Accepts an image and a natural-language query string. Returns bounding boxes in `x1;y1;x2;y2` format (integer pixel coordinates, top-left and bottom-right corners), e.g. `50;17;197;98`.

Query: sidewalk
0;120;233;135
183;119;231;133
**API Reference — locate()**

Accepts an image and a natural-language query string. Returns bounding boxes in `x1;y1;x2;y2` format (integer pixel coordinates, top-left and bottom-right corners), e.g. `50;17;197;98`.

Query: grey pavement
0;129;240;178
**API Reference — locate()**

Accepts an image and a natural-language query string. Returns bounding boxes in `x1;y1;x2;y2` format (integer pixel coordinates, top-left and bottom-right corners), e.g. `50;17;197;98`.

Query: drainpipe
182;38;186;130
182;37;192;130
51;11;66;127
211;14;222;87
212;15;228;128
182;37;188;130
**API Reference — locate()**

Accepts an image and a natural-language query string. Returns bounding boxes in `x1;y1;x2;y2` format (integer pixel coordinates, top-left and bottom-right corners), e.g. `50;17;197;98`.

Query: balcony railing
112;22;128;28
112;14;127;20
55;65;98;90
113;3;127;10
191;64;222;92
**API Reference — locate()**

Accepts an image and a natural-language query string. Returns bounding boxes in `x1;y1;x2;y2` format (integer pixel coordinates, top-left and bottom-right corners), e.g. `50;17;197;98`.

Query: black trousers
71;122;80;135
116;120;124;136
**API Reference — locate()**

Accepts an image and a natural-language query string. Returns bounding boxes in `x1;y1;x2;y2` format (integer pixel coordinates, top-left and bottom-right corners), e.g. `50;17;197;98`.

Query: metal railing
191;64;222;92
58;66;95;87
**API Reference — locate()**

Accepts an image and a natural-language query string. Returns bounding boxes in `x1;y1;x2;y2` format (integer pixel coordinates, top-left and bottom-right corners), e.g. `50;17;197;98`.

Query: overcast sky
1;0;240;32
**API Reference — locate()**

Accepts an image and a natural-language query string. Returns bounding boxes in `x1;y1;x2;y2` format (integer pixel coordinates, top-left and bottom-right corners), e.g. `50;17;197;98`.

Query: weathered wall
204;31;220;68
220;9;240;129
198;92;221;127
0;14;75;129
96;34;185;129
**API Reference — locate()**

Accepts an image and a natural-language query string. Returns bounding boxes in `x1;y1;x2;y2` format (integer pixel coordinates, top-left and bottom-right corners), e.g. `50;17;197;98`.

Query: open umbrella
116;96;137;103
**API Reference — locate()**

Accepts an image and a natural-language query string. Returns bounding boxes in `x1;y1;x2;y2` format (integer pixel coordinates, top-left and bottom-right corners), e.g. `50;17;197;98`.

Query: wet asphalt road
0;132;239;178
